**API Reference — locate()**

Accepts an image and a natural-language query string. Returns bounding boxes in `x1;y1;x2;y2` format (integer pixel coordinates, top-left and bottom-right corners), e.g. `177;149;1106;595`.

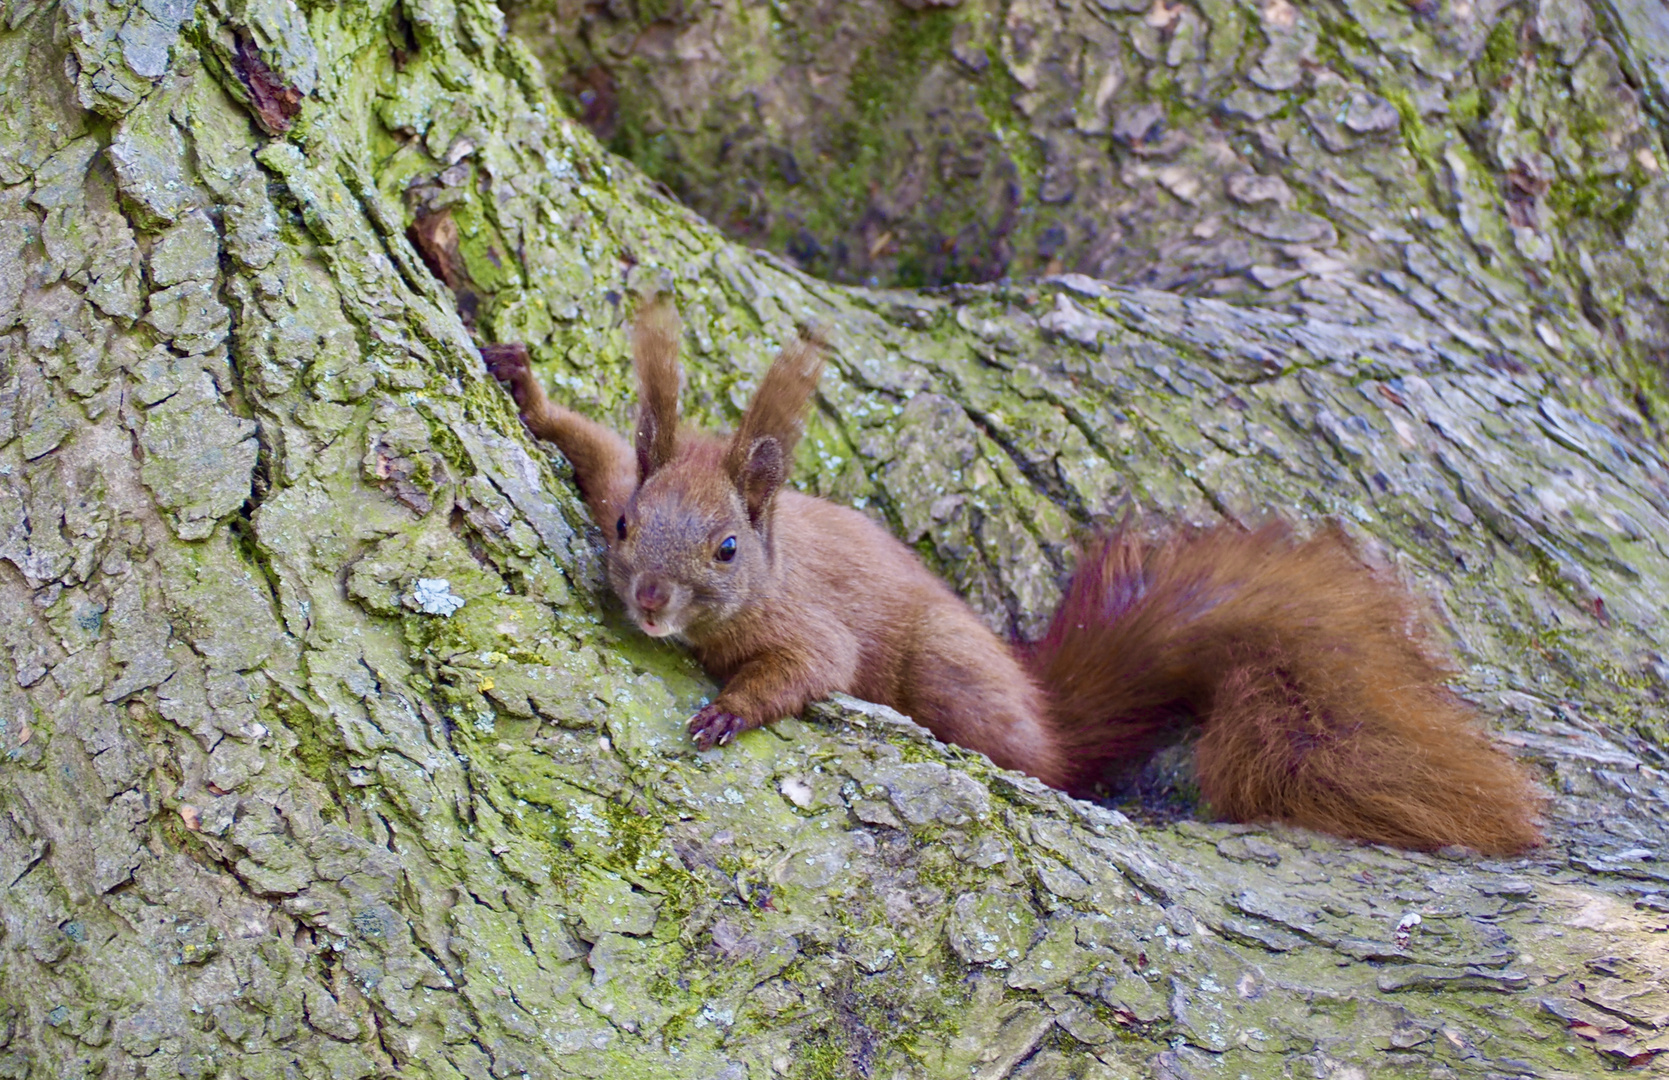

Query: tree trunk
510;0;1669;426
0;1;1666;1078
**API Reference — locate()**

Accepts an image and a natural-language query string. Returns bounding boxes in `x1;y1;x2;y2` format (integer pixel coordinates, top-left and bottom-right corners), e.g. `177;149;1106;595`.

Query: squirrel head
605;299;825;642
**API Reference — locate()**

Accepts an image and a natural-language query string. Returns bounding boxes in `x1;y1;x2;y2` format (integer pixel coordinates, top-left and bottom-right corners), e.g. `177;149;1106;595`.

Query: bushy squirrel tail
1019;522;1543;854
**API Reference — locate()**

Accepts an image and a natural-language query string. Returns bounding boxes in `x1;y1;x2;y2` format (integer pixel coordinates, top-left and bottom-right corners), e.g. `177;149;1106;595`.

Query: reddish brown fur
724;334;825;490
1023;525;1544;854
632;297;683;480
685;490;1069;781
483;343;637;530
487;307;1543;854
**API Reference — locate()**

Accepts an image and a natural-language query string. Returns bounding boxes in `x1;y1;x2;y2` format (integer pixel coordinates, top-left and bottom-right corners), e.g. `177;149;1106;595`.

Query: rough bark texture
0;1;1666;1079
512;0;1669;429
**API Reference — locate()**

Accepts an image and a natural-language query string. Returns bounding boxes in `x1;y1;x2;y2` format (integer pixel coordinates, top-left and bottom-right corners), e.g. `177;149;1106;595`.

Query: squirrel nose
634;579;669;613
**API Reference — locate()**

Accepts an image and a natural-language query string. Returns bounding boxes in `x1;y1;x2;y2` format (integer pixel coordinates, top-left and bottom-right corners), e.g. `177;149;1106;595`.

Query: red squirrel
483;301;1543;854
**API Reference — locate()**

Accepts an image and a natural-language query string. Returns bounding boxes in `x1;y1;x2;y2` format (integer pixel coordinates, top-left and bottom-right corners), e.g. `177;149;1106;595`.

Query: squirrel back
487;303;1543;854
1024;524;1544;854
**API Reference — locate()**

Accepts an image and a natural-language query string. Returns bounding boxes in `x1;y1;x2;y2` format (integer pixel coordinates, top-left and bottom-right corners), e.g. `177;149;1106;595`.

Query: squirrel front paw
689;704;751;750
480;343;533;407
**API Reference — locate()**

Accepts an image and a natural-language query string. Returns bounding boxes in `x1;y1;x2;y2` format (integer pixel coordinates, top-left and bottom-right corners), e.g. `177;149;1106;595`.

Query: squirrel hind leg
900;617;1074;790
1192;653;1544;854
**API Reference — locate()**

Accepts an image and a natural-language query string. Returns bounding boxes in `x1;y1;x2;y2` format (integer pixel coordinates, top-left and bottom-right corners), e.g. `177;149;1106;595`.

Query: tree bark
0;1;1666;1079
512;0;1669;431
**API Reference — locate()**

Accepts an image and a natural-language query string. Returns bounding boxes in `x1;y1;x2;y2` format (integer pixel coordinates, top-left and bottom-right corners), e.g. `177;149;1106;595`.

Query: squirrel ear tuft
723;331;823;511
735;436;786;528
632;296;683;480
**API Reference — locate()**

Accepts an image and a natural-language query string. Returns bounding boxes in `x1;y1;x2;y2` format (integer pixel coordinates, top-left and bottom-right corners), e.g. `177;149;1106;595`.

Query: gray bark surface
0;1;1665;1078
512;0;1669;429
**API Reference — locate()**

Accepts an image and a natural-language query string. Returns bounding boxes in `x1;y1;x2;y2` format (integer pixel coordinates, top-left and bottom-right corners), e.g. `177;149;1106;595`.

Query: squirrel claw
480;342;530;381
689;704;748;751
480;343;533;407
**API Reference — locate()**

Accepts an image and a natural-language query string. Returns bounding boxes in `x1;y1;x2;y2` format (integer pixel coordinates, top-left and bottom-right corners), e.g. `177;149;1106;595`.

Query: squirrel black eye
716;536;738;562
616;516;627;541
